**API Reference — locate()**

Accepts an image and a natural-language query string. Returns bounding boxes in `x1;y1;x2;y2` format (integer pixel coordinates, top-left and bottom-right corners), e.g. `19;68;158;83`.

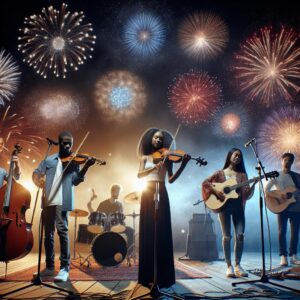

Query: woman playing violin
137;128;190;289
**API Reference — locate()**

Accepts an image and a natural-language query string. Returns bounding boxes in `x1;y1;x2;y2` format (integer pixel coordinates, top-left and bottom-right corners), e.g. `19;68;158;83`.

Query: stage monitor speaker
186;213;218;261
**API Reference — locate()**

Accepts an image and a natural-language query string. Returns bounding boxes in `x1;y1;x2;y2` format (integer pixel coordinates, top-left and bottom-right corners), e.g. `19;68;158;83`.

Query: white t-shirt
47;159;63;206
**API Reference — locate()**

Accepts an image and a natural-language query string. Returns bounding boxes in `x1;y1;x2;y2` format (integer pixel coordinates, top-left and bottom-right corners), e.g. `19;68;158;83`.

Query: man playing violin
265;153;300;266
87;184;135;260
32;131;96;282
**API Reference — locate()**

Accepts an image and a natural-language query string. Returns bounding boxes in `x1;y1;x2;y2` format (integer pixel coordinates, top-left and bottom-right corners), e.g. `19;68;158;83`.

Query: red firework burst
168;71;222;126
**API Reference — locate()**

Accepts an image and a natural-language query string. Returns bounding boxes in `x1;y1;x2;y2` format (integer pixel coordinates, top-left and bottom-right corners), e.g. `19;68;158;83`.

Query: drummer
87;184;135;257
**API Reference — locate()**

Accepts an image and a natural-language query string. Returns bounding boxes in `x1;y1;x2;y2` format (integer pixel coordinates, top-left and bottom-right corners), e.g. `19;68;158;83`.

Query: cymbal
70;209;89;217
124;192;141;204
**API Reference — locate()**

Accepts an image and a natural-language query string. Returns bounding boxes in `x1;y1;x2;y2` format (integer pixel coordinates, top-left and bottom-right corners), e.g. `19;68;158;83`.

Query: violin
152;148;207;166
61;153;106;166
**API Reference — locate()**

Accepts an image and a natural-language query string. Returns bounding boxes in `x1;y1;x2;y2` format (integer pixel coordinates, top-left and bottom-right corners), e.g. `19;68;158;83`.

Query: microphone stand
132;181;184;300
0;140;74;299
232;141;300;293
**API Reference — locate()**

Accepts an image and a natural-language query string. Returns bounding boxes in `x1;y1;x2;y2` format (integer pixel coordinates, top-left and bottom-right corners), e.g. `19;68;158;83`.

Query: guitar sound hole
223;187;230;194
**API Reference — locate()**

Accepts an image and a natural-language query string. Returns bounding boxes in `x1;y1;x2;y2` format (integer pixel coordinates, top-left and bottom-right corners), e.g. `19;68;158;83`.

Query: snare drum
88;212;106;234
77;224;97;244
110;212;126;233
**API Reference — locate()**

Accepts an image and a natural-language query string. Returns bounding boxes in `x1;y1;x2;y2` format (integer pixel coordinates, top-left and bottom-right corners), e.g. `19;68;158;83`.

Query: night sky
1;0;300;252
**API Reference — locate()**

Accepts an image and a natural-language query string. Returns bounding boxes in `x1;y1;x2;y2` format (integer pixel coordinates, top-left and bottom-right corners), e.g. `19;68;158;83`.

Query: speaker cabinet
186;213;218;260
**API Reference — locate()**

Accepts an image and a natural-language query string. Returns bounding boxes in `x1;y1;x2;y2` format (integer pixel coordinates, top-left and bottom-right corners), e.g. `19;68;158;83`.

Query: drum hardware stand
132;181;184;300
233;140;300;293
0;140;74;299
126;211;138;267
70;212;84;267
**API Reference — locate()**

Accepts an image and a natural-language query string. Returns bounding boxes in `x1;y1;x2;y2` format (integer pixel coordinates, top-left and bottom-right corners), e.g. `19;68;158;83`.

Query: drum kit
70;191;141;268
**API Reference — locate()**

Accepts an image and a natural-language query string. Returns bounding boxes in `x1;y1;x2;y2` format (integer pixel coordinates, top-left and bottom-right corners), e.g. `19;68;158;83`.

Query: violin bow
160;124;182;167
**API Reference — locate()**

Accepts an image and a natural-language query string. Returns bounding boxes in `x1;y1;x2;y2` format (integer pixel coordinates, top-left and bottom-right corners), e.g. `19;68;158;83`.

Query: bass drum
91;232;127;267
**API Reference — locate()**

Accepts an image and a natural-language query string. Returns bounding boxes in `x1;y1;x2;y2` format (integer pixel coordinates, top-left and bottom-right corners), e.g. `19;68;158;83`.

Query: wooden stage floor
1;250;300;299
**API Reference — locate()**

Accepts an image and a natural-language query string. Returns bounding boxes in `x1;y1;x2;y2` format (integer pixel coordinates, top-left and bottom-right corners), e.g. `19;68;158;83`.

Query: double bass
0;144;33;261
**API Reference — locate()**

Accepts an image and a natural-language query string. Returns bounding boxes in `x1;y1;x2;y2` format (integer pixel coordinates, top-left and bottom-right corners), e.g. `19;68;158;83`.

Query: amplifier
186;213;218;261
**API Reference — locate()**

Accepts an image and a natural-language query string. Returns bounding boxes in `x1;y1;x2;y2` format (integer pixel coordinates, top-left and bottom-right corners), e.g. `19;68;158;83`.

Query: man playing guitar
265;153;300;267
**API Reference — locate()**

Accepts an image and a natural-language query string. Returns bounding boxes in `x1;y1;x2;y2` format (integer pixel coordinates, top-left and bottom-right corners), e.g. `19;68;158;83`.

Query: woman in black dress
137;128;190;288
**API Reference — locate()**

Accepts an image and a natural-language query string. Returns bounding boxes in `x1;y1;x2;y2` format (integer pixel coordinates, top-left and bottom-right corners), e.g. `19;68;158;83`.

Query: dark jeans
218;206;245;265
278;211;300;257
43;205;70;271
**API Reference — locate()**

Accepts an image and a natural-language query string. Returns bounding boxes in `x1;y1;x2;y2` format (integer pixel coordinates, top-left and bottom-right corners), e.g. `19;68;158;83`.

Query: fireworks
0;106;42;164
213;103;250;137
168;70;222;126
123;13;166;56
94;70;147;121
22;89;86;132
18;3;96;79
178;12;228;60
233;26;300;107
0;50;21;106
257;106;300;168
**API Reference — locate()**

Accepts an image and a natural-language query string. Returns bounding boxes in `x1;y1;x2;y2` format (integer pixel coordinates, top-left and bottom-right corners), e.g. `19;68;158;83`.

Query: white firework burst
18;3;96;78
0;50;21;106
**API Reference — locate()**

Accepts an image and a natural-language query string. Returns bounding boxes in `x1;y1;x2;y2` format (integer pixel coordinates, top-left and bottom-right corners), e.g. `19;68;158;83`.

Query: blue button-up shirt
33;153;84;211
0;168;8;187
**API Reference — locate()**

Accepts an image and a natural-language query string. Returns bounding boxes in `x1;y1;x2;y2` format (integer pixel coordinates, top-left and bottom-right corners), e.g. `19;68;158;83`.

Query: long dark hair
223;148;247;173
137;127;175;158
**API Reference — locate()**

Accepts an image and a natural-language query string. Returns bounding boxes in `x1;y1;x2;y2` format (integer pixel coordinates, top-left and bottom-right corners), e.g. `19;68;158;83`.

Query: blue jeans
43;205;70;271
218;206;245;265
278;211;300;257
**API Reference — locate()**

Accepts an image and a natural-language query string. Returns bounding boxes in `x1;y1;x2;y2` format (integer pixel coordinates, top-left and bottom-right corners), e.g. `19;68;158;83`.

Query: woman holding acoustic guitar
202;148;257;278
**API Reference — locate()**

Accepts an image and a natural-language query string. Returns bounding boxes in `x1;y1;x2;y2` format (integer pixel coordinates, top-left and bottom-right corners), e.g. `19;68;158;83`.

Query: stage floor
1;248;300;299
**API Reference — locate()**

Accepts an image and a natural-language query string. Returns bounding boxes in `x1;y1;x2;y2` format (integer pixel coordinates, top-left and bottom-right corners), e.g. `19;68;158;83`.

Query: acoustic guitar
205;171;279;213
265;186;299;213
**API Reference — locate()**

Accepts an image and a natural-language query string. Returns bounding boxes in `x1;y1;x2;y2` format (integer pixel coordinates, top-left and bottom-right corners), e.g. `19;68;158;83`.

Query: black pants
43;205;70;271
278;211;300;257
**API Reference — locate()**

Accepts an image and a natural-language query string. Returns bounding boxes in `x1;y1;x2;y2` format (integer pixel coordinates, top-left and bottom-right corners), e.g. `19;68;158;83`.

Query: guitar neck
230;176;261;191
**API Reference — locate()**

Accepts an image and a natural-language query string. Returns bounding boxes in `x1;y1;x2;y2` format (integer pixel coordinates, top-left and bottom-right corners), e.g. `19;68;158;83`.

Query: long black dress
138;180;175;288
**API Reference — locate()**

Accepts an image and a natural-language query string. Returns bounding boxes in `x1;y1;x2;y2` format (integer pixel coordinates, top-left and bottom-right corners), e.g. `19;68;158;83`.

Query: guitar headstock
195;157;207;167
266;171;279;179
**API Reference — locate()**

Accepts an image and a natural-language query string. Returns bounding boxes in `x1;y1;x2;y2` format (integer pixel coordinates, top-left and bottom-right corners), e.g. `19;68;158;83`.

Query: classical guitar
205;171;279;213
265;186;299;213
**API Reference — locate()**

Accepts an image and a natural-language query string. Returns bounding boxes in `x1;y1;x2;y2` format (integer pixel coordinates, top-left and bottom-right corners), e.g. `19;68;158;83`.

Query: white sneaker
280;255;288;267
226;265;235;278
290;255;300;265
54;268;69;282
234;264;248;277
33;268;55;278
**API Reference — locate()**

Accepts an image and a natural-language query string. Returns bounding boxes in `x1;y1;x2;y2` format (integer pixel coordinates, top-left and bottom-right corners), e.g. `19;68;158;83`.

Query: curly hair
136;127;175;158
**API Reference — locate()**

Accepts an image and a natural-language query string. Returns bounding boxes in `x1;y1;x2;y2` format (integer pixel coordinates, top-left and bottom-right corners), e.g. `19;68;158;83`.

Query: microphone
244;138;256;148
46;137;59;146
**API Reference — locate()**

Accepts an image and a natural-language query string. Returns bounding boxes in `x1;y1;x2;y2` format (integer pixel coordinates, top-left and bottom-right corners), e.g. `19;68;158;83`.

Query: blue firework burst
123;13;166;56
110;86;132;109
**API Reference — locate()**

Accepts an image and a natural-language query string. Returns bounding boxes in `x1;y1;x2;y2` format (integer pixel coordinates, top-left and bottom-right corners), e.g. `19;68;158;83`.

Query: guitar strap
288;171;300;189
